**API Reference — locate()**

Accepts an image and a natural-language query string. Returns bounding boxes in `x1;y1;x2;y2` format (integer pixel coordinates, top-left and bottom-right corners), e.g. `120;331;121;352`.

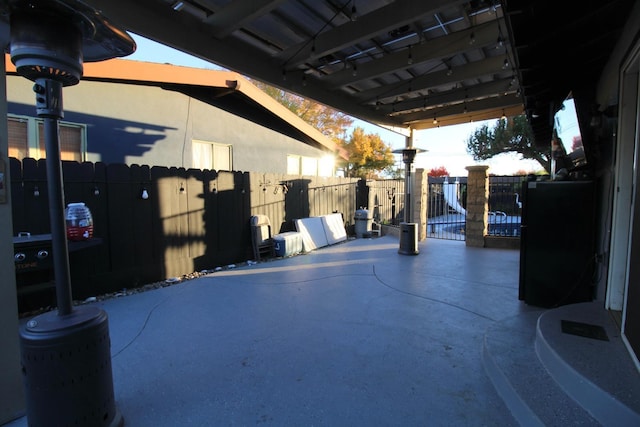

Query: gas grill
13;232;53;273
13;233;55;312
13;232;102;312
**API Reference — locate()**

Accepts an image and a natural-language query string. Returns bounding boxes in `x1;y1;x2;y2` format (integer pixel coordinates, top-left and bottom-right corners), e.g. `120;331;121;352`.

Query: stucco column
465;165;490;247
0;56;25;424
413;168;428;241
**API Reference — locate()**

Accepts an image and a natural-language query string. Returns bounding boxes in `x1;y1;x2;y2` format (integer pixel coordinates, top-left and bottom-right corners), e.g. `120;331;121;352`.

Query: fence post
465;165;489;247
414;168;428;241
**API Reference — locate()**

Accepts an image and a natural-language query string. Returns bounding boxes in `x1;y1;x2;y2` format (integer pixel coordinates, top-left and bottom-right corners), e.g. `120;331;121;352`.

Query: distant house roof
4;56;348;160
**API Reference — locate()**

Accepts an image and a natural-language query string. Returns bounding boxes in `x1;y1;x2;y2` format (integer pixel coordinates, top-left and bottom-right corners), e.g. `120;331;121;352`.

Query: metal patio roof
3;0;637;146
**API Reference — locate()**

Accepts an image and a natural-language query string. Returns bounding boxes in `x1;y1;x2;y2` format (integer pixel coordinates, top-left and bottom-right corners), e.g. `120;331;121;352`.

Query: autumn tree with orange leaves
254;81;395;177
252;81;353;143
340;127;395;178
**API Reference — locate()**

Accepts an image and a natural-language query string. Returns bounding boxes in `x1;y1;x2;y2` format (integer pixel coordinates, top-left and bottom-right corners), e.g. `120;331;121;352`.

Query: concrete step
483;302;640;426
483;310;599;426
535;302;640;426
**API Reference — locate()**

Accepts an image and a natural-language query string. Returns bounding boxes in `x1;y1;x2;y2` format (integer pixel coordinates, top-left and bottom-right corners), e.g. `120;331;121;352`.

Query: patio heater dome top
392;147;427;153
392;147;427;164
0;0;135;86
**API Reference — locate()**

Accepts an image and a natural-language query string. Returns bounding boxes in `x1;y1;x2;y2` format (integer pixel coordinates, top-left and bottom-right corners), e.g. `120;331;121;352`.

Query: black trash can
398;222;419;255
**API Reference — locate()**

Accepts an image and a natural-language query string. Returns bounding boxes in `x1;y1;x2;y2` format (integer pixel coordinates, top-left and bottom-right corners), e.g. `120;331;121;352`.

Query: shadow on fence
10;158;360;306
10;156;524;310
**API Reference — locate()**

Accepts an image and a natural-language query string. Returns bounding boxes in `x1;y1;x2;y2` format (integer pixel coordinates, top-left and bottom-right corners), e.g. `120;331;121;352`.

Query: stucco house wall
5;74;334;174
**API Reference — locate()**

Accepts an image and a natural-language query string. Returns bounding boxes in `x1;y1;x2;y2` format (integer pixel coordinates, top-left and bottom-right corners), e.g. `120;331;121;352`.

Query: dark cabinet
519;180;596;307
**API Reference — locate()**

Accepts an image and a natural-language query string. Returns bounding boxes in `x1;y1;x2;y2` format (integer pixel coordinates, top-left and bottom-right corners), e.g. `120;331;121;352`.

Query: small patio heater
393;147;425;255
2;1;135;425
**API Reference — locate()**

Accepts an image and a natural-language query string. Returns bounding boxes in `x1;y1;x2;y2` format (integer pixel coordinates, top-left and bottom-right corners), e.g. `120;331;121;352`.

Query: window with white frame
301;156;318;176
192;140;232;171
318;155;335;177
287;154;301;175
7;115;86;161
287;154;330;176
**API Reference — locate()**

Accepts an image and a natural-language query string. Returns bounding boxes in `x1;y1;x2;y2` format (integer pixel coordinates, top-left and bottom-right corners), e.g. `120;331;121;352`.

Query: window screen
287;155;300;175
38;123;83;161
193;141;232;171
7;117;28;159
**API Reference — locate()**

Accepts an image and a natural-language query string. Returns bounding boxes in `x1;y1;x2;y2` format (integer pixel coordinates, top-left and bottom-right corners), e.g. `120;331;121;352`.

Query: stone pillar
413;168;428;241
465;165;489;247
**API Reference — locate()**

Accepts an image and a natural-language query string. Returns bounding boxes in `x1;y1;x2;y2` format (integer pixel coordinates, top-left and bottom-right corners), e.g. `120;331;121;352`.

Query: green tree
466;115;550;173
341;127;395;178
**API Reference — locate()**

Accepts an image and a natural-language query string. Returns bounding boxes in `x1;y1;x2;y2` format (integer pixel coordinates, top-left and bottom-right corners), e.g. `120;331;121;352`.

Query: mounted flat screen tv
552;95;587;178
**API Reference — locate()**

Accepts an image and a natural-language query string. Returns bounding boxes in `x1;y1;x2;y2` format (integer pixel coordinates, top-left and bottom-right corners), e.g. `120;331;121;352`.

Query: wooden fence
249;173;360;234
10;158;361;300
357;179;406;226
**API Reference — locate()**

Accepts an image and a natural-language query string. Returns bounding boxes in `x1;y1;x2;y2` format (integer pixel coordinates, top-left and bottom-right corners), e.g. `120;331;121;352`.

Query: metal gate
487;176;523;237
427;177;467;241
426;175;524;241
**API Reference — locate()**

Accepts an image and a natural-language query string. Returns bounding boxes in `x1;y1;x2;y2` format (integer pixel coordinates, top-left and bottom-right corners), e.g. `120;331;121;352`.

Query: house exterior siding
6;75;334;174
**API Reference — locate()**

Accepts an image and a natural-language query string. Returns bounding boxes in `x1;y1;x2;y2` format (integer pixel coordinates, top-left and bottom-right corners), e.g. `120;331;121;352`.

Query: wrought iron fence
487;175;524;237
426;175;524;240
427;177;467;241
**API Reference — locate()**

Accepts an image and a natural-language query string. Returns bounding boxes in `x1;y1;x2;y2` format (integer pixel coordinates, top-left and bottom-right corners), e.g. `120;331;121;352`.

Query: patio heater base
20;306;123;427
398;222;419;255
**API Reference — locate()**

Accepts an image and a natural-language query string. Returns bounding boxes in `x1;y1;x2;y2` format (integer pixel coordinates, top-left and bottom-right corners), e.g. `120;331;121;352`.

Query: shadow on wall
8;102;176;164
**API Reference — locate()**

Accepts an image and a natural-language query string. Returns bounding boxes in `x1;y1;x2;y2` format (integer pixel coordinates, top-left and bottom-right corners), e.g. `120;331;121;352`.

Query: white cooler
273;231;303;257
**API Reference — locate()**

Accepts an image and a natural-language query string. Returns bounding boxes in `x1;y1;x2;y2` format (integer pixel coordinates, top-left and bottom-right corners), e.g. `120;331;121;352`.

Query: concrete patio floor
6;235;640;426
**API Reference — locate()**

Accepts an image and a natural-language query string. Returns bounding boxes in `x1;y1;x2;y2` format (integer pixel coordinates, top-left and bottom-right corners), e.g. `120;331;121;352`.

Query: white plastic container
273;231;302;257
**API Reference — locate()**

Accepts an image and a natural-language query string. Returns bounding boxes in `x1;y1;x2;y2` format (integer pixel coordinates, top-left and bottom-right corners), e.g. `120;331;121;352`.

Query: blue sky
126;34;543;176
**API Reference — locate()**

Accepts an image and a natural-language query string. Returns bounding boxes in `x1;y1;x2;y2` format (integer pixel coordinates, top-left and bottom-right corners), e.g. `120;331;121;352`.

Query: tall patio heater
1;1;135;425
393;147;425;255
